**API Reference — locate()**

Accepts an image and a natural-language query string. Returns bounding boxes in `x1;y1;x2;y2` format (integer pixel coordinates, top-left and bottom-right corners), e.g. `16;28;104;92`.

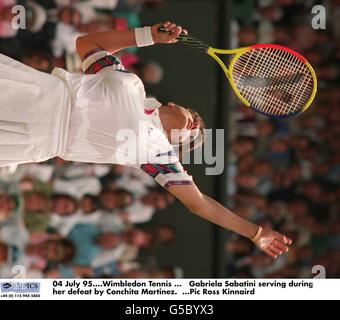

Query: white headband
171;128;200;148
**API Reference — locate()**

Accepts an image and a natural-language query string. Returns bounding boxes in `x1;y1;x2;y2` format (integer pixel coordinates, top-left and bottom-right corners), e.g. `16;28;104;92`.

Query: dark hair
21;50;53;73
82;194;100;213
113;188;133;197
153;224;176;245
52;194;78;215
100;189;133;209
144;0;164;10
48;239;76;263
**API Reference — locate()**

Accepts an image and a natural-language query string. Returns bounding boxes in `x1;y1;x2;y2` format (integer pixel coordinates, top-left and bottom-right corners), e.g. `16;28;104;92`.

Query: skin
24;193;48;213
76;21;292;259
52;196;77;216
159;102;198;144
99;191;133;210
0;243;8;263
0;194;14;220
25;242;59;261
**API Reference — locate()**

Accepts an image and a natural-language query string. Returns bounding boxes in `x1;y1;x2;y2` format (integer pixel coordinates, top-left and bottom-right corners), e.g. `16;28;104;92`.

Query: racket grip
158;26;187;38
158;26;209;52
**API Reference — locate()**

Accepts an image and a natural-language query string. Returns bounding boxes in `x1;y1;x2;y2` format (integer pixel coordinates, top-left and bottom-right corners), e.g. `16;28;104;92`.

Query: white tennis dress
0;51;193;188
0;53;71;167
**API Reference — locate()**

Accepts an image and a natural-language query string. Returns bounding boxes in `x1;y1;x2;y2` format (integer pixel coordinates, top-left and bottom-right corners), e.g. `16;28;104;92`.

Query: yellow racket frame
206;45;318;114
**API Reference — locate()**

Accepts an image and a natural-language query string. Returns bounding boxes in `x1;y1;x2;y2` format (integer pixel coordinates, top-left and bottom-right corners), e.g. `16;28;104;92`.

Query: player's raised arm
167;183;292;259
75;22;187;58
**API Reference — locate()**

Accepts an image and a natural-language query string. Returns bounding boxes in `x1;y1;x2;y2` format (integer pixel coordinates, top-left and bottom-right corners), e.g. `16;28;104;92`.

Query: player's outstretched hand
152;21;188;44
254;228;292;259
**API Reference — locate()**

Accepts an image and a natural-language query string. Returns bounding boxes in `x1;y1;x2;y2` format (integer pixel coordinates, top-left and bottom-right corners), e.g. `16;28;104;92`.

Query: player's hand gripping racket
159;27;317;118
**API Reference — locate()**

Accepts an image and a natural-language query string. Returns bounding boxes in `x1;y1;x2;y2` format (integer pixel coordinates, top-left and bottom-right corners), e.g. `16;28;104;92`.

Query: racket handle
158;26;209;53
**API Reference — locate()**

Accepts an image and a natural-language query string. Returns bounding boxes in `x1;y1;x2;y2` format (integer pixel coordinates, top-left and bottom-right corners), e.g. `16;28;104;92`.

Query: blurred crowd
0;0;186;279
0;0;164;81
226;0;340;278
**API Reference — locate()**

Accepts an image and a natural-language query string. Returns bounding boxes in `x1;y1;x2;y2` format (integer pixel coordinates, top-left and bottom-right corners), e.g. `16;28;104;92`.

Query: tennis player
0;21;292;258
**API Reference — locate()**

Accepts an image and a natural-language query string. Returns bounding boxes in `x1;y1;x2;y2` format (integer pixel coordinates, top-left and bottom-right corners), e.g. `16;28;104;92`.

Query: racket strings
231;47;314;116
239;47;286;113
235;49;298;113
234;49;288;115
233;49;290;115
235;48;302;115
255;48;304;115
235;48;313;115
270;48;313;113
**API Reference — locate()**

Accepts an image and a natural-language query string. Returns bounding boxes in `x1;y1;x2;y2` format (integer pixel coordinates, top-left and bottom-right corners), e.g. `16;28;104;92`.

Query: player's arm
76;21;185;58
168;183;292;259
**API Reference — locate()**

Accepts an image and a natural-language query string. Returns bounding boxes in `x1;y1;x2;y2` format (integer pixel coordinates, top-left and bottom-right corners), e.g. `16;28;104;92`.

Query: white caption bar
0;279;339;300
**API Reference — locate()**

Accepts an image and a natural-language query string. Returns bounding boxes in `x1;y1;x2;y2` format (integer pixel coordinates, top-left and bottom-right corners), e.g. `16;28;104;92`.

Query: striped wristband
135;26;155;47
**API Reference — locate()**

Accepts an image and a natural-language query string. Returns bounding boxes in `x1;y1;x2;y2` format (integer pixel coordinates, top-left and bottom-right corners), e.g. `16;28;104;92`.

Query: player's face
166;102;196;131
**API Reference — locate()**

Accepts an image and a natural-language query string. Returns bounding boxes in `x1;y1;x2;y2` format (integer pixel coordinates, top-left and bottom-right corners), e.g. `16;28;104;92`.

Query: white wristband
135;27;154;47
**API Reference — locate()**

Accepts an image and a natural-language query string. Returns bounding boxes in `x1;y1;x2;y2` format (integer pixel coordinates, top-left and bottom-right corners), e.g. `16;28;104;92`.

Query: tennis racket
159;27;317;119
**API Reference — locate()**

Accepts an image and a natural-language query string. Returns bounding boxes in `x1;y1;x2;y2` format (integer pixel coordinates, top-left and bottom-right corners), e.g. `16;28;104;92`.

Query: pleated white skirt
0;54;71;167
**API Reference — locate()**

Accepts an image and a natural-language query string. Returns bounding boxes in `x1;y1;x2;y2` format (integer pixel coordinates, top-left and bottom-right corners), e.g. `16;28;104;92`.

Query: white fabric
49;208;125;236
91;242;128;268
53;176;102;199
0;54;71;168
96;211;125;233
74;1;99;24
154;167;193;189
74;0;119;24
61;163;111;179
49;209;102;237
135;27;154;47
85;0;118;10
124;166;156;187
0;53;192;188
52;23;84;58
124;200;154;224
52;66;179;166
81;52;128;73
0;163;54;184
0;216;29;249
115;175;149;197
82;50;108;72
